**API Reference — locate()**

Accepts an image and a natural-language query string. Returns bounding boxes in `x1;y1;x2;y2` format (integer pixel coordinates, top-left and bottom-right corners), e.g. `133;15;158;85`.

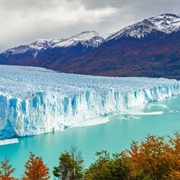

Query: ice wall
0;65;180;139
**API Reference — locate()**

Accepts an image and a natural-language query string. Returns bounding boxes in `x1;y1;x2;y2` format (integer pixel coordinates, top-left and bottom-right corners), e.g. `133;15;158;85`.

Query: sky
0;0;179;52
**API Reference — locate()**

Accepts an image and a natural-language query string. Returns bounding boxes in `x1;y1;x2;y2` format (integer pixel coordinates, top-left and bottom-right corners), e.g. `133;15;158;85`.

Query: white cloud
0;0;179;52
0;1;117;51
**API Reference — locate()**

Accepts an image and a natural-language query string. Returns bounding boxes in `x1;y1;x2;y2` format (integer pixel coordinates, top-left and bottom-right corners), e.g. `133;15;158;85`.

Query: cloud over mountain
0;0;179;52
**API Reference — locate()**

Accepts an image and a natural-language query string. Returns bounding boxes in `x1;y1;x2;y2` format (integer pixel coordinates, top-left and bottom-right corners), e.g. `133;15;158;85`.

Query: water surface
0;96;179;179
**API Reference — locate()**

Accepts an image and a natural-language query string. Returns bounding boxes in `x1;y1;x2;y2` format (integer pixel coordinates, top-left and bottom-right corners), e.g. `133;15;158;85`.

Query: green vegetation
53;146;84;180
0;133;180;180
84;150;132;180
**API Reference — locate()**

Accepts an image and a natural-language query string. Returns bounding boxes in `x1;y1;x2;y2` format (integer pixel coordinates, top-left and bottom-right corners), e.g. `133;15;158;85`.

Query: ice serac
0;65;180;139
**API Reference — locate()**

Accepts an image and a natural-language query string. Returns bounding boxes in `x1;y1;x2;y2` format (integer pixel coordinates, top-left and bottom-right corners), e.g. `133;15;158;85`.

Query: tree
69;146;84;179
126;135;175;179
168;132;180;179
23;152;50;180
53;152;74;180
0;156;15;180
85;150;111;180
53;146;84;180
110;152;132;179
85;150;132;180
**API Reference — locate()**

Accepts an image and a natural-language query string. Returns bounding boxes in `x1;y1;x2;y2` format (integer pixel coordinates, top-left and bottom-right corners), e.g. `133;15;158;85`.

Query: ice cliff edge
0;65;180;139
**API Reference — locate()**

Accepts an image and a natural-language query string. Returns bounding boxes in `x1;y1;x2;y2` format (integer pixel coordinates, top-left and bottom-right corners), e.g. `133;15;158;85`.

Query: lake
0;95;179;179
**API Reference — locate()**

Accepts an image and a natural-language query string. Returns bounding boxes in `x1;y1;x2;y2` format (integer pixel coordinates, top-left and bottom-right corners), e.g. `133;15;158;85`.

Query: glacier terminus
0;65;180;139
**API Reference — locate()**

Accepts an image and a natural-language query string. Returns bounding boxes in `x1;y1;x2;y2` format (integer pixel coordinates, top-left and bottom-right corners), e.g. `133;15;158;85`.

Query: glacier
0;65;180;139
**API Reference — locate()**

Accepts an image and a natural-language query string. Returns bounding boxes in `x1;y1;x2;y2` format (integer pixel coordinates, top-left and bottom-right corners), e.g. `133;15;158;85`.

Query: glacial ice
0;65;180;139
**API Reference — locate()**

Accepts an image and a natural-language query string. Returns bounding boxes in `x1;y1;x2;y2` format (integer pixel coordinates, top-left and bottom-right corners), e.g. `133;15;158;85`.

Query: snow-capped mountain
2;31;103;58
107;13;180;40
0;31;104;68
2;39;62;58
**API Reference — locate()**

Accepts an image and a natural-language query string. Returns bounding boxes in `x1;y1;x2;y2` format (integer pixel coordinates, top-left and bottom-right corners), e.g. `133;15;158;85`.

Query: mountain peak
106;13;180;41
54;30;104;48
70;30;100;39
147;13;180;33
157;13;180;19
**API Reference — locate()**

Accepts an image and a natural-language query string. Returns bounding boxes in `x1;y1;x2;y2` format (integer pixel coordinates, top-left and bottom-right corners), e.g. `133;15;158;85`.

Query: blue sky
0;0;179;52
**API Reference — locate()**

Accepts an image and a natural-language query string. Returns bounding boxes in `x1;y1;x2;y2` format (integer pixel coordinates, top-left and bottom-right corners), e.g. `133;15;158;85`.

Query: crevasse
0;65;179;139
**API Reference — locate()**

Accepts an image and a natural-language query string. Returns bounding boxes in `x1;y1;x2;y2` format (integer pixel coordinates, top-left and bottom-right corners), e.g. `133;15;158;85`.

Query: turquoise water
0;96;180;179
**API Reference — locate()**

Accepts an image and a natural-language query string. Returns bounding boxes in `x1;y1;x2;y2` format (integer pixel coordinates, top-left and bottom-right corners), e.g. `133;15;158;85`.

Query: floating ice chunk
71;116;110;127
0;138;19;146
120;111;164;115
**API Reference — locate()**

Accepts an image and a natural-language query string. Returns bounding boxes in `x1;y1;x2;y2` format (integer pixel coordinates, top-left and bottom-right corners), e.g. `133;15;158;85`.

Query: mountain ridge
2;31;103;57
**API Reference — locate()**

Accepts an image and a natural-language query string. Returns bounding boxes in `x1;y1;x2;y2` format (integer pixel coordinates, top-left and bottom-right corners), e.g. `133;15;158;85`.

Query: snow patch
54;31;104;48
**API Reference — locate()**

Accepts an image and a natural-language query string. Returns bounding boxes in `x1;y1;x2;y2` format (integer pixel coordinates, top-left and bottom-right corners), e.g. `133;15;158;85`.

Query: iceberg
0;65;180;139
